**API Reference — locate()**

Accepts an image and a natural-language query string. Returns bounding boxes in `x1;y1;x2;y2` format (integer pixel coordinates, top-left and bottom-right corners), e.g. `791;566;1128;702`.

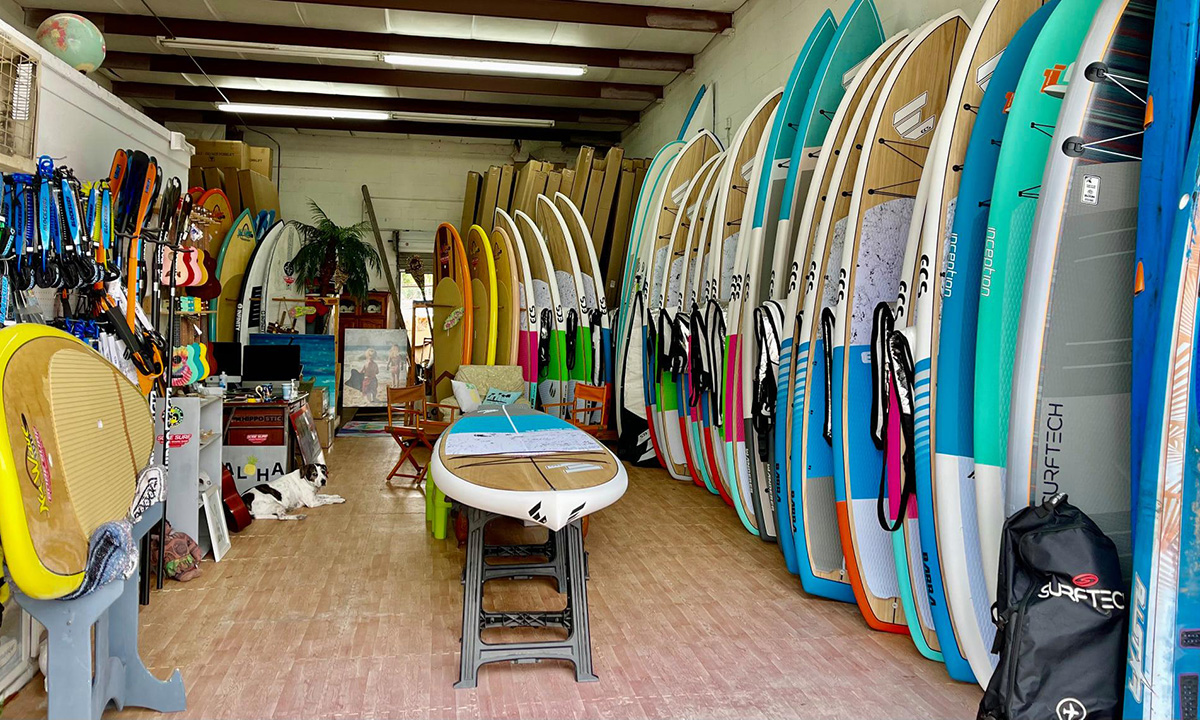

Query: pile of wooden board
458;147;649;309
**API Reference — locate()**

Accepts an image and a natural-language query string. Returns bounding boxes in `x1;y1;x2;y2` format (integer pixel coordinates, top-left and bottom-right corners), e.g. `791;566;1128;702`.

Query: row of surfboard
610;0;1196;707
429;194;613;409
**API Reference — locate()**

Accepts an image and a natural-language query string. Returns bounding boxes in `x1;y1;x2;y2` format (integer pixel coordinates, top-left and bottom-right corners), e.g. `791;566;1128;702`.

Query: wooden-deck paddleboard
489;224;521;366
495;209;540;401
466;225;498;365
432;405;627;532
215;209;259;343
914;0;1051;684
832;11;968;635
514;210;568;411
536;196;592;412
785;31;908;603
712;92;780;535
0;325;152;600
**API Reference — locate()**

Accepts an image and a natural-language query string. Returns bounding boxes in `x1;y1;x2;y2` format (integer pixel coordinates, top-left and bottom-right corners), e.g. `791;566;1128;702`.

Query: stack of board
591;0;1196;701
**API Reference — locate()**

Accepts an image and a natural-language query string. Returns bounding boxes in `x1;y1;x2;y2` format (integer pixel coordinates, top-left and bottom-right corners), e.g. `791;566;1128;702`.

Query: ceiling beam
103;52;662;102
24;9;692;72
146;107;622;145
112;82;641;125
274;0;732;32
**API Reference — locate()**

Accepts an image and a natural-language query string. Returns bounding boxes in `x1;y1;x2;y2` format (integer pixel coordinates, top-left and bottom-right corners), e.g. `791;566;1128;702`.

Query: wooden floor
5;436;981;719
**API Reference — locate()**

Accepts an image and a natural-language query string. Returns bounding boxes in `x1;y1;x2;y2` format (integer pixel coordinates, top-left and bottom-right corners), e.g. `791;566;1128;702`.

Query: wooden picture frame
201;485;231;562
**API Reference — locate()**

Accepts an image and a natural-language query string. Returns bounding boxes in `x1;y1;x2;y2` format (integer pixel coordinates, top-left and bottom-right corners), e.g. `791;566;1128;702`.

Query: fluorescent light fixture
216;103;555;128
217;103;390;121
382;53;587;77
158;37;376;63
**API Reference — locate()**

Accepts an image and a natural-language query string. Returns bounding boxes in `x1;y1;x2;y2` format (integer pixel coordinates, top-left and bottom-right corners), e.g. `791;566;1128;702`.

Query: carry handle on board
876;326;918;534
820;307;835;445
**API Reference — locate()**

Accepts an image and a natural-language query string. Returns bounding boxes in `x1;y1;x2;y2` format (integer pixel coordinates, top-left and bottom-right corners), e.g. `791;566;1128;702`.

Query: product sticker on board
1081;175;1100;205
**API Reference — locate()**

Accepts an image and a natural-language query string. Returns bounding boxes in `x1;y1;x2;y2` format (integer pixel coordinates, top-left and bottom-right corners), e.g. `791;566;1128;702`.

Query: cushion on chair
437;365;529;418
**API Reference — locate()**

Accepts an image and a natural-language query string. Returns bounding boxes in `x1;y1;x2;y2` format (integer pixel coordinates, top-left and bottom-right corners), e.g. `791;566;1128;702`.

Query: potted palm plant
292;200;381;302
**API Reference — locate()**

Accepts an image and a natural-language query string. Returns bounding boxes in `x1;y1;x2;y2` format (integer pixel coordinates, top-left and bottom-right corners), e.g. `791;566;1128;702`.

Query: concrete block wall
622;0;985;158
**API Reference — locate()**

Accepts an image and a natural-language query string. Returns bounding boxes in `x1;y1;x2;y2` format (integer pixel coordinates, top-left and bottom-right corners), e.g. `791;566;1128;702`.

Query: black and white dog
240;464;345;521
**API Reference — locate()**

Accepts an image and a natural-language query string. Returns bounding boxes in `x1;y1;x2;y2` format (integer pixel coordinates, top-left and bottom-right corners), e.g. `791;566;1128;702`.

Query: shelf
199;436;220;450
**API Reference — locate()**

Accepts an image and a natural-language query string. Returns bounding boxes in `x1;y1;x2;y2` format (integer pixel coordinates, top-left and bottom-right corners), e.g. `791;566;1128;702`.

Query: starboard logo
976;49;1003;92
1038;575;1124;612
1056;697;1087;720
893;91;935;140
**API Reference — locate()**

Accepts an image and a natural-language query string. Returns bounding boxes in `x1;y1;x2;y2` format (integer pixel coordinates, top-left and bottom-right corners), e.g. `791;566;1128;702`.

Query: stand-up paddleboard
198;189;233;256
495;209;540;401
431;405;628;532
906;0;1049;683
260;221;304;334
879;124;942;661
786;33;909;602
490;224;521;366
432;223;474;401
1124;96;1200;720
515;210;568;411
707;92;781;534
616;141;685;466
833;11;969;634
932;0;1057;685
215;209;258;343
1131;0;1199;518
728;104;783;541
663;153;726;489
537;195;594;417
768;0;886;575
642;132;722;479
1007;0;1149;565
554;194;613;417
466;225;498;365
676;155;727;495
691;161;737;504
973;0;1101;602
236;220;283;345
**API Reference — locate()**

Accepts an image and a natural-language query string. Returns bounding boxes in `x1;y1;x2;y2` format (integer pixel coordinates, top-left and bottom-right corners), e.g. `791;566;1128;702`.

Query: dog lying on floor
241;464;345;520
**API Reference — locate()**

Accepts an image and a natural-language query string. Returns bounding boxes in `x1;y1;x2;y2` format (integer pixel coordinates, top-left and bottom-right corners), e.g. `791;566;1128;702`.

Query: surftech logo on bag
1036;575;1125;612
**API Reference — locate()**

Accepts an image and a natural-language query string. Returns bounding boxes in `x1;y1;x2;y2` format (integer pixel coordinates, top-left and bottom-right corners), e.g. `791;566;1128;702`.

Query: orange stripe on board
835;501;909;634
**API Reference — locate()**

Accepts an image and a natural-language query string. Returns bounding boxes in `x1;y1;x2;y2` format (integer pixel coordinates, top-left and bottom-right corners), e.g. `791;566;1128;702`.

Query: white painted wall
622;0;985;157
239;129;573;290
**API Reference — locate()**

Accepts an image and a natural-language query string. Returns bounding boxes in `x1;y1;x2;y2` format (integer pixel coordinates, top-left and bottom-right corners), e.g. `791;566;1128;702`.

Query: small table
430;405;628;688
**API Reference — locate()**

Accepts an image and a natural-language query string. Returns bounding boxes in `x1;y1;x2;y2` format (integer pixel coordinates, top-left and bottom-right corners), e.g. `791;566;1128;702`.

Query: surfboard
615;141;686;466
466;225;498;365
785;32;909;602
931;0;1057;685
973;0;1101;602
1131;0;1199;520
432;223;474;401
215;209;258;343
832;11;969;634
554;193;613;408
1124;61;1200;720
674;154;727;494
490;224;521;366
1007;0;1148;567
708;92;781;535
728;104;783;541
494;209;540;402
660;153;726;490
260;221;304;334
905;0;1049;683
642;131;723;480
515;209;570;413
235;220;282;346
431;404;628;532
767;0;886;576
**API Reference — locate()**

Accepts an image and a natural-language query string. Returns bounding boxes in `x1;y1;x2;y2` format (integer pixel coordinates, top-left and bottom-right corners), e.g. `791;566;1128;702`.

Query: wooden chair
386;385;459;486
545;383;610;437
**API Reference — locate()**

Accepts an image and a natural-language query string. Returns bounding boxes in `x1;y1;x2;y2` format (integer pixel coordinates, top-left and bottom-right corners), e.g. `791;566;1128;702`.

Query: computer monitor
241;345;301;383
211;342;242;379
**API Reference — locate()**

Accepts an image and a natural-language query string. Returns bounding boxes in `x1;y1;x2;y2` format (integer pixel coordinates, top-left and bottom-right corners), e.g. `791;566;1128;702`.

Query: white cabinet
154;396;224;557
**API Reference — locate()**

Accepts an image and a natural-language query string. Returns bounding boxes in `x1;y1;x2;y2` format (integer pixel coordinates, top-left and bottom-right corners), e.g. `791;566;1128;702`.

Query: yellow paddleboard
466;225;498;365
215;209;258;343
490;225;521;365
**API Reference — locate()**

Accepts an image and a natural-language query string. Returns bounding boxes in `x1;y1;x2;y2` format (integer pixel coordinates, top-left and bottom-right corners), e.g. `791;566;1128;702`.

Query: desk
430;405;627;688
222;396;304;493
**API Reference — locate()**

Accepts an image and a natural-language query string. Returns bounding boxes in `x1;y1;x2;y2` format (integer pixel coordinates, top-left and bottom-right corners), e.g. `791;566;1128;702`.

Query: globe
36;13;106;73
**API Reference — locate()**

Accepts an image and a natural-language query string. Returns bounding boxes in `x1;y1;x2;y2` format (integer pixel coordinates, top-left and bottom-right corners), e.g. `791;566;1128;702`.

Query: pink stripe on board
885;375;917;520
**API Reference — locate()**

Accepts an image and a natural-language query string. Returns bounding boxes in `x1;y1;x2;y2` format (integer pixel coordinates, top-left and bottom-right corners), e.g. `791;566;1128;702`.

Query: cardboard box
237;169;280;217
315;413;337;449
248;145;272;179
188;166;203;190
200;167;225;194
222;169;244;217
191;139;249;170
308;386;328;416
